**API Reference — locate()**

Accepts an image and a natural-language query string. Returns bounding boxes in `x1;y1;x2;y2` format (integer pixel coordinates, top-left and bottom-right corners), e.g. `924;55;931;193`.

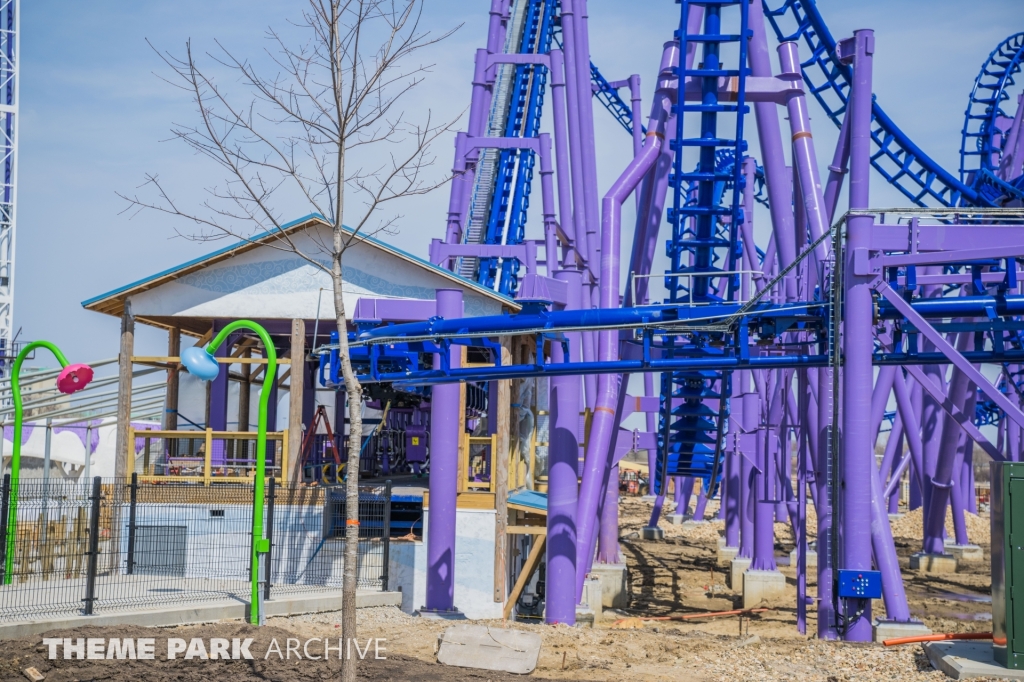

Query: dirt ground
0;496;997;682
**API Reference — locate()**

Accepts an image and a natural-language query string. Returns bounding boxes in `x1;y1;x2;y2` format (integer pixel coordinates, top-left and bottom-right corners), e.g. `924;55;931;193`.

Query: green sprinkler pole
4;342;79;584
200;321;277;625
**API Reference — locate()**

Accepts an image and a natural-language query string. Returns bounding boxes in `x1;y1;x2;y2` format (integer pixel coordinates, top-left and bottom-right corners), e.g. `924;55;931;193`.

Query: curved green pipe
204;320;277;625
3;341;71;584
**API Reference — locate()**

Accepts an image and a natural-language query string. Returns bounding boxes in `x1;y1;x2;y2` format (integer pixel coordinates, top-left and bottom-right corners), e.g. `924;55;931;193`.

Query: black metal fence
0;474;391;621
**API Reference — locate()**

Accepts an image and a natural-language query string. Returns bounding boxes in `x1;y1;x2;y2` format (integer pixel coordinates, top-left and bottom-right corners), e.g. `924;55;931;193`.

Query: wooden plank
493;337;511;602
203;428;213;487
503;535;546;620
288;319;305;484
507;526;546;535
132;356;291;365
423;491;495;510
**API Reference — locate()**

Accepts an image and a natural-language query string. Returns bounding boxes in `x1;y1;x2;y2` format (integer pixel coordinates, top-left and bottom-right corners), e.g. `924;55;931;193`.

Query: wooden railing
129;427;289;485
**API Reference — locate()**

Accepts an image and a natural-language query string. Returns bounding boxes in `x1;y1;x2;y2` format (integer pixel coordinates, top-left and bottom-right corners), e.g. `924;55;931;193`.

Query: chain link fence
0;475;391;621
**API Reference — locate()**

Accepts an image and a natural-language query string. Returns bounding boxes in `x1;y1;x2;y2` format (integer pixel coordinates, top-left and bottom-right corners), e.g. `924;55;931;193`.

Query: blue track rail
764;0;984;207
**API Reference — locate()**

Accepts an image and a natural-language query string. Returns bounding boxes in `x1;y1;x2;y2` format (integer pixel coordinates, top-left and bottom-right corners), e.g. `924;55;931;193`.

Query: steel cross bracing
0;0;16;372
654;0;750;497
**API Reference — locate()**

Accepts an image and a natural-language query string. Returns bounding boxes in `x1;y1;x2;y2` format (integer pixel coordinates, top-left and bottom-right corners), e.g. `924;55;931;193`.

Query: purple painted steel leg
693;487;709;521
869;448;913;622
599;464;621;564
547;270;581;625
838;29;876;641
425;289;463;612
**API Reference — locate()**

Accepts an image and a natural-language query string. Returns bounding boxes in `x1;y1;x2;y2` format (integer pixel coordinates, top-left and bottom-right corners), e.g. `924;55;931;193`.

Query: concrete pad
742;569;786;609
911;552;958;573
946;544;985;562
718;545;739;564
0;589;402;639
873;619;932;643
667;514;687;525
682;519;707;529
923;640;1024;680
574;606;595;628
789;548;817;568
415;608;468;620
729;556;752;589
582;576;603;621
642;526;665;540
436;624;542;675
589;563;629;609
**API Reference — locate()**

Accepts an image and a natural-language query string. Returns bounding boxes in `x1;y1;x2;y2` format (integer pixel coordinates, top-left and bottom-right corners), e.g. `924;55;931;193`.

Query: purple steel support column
949;389;977;546
869;446;913;622
538;134;559;276
629;74;643;158
738;391;757;560
570;0;601;278
778;41;829;262
870;364;897;440
892;370;927;497
486;0;508;53
600;464;621;563
964;447;977;514
693;487;709;521
549;50;578;265
444;134;470;246
888;435;905;514
797;369;809;634
838;29;876;641
547;271;581;625
752;394;779;571
748;0;797;295
574;112;666;600
725;449;740;547
823;112;851;226
877;415;903;499
922;332;973;556
425;289;463;612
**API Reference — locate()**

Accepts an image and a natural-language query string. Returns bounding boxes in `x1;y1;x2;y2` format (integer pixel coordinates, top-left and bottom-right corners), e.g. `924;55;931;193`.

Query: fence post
83;476;102;615
126;473;138;575
381;480;392;592
0;473;9;583
264;477;276;601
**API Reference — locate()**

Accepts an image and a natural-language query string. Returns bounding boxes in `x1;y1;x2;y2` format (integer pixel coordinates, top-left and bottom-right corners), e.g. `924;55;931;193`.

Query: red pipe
883;632;992;647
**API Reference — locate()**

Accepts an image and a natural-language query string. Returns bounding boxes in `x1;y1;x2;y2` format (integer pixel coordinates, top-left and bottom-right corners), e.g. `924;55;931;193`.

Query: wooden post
204;428;213;486
288;319;305;483
493;338;512;602
114;299;135;479
164;326;180;431
238;346;251;432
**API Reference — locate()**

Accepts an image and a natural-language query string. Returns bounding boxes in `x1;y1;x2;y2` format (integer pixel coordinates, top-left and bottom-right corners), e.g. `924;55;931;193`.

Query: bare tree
121;2;458;678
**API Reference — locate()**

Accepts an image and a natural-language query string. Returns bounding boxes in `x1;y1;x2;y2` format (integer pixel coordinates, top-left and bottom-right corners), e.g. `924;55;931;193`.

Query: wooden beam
131;356;291;365
114;299;135;478
238;346;251;433
165;327;180;431
288;319;305;484
503;535;546;620
493;337;512;602
507;526;546;535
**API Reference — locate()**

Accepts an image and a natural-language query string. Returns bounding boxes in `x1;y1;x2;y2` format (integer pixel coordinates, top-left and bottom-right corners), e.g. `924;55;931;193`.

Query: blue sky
14;0;1021;364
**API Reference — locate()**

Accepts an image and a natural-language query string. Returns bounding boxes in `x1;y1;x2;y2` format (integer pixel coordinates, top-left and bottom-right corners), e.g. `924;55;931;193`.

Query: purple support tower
424;289;463;613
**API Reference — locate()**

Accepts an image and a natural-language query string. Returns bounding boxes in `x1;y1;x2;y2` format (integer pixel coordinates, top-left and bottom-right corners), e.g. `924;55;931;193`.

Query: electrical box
837;569;882;599
992;462;1024;669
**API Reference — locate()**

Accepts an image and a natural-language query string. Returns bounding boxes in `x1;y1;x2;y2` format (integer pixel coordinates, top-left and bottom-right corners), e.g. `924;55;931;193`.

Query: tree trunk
335;249;362;682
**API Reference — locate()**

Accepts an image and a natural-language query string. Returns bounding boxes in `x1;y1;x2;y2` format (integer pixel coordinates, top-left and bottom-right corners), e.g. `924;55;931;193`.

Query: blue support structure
654;0;749;497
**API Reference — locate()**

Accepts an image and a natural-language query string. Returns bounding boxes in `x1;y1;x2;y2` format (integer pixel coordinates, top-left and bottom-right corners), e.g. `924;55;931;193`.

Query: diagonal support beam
875;280;1024;434
902;363;1002;462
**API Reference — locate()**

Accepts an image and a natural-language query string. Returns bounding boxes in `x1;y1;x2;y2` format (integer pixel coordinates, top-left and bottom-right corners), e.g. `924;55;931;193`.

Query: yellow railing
129;427;288;485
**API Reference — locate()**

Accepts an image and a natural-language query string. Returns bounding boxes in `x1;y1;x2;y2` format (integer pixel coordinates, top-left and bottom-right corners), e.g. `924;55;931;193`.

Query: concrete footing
742;569;787;608
924;641;1024;680
574;606;595;628
946;544;984;562
589;563;629;609
873;619;932;643
789;548;817;568
718;545;739;564
729;556;752;589
667;514;687;525
910;552;958;573
581;576;603;621
642;526;665;540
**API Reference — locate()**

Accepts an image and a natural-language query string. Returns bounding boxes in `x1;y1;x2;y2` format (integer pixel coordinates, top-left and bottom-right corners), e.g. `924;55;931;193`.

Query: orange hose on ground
883;632;992;647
